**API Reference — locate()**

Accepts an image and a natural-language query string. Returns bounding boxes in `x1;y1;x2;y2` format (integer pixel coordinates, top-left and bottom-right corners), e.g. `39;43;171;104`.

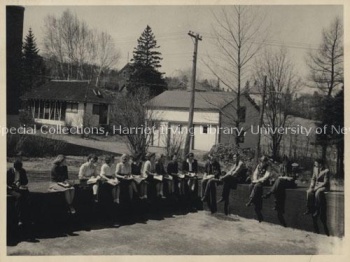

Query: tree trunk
336;141;344;178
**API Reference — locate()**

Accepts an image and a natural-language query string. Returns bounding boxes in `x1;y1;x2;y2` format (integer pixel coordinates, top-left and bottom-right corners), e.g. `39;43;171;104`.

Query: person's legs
69;188;75;203
247;183;262;206
305;188;315;214
128;183;133;200
143;182;148;198
315;187;326;209
221;181;230;201
92;183;99;202
201;179;208;199
221;176;236;201
131;181;138;194
208;179;217;213
116;186;121;203
12;191;25;223
204;179;215;200
65;188;76;213
64;190;72;205
182;180;186;195
160;182;164;196
111;186;119;203
314;187;327;217
168;180;173;194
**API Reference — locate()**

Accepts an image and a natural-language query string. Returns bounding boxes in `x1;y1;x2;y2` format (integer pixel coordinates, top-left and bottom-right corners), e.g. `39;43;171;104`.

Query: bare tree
94;31;120;87
42;8;119;82
110;88;154;157
254;47;301;160
306;16;343;163
306;16;343;97
43;15;66;79
205;6;268;145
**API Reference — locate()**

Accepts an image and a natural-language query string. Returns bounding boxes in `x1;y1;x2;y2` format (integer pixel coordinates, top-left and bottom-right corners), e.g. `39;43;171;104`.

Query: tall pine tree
22;28;46;93
129;25;166;97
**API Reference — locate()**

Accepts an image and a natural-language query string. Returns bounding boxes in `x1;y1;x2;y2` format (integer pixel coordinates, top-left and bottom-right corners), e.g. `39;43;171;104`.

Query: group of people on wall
7;151;330;230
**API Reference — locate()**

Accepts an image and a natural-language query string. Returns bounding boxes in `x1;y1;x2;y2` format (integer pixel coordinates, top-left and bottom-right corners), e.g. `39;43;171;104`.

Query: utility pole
255;76;267;164
183;31;202;159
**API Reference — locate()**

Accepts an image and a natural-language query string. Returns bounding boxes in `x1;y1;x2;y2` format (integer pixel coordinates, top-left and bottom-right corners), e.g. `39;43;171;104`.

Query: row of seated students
49;152;201;214
7;152;330;228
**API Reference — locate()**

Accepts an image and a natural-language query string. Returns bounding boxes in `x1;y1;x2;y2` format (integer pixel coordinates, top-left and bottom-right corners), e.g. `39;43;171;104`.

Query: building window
93;104;100;115
238;106;246;123
66;103;78;113
202;125;208;134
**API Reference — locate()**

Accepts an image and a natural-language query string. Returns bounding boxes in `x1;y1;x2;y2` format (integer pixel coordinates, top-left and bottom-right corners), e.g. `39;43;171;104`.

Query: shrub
208;143;256;170
18;109;35;127
8;134;67;157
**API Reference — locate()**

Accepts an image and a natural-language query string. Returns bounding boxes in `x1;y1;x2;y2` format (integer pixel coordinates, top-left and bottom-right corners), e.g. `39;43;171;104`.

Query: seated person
49;155;76;214
304;159;330;217
115;154;138;201
262;161;297;227
218;153;245;203
246;156;271;222
182;152;198;192
131;154;148;200
78;154;100;202
143;152;164;199
167;154;184;196
154;154;167;198
100;155;120;204
201;155;221;213
7;159;30;226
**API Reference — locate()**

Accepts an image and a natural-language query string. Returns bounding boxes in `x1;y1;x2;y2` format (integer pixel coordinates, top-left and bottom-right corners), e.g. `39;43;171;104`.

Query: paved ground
7;211;343;255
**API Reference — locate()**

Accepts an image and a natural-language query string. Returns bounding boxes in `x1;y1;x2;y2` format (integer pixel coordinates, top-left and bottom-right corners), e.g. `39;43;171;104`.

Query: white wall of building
149;109;220;151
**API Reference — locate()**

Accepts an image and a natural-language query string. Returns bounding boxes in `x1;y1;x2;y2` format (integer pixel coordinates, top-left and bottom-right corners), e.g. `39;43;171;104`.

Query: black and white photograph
2;0;347;257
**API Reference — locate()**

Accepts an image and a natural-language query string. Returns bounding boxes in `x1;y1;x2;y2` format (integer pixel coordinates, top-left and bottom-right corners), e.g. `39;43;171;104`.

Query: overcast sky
22;5;343;84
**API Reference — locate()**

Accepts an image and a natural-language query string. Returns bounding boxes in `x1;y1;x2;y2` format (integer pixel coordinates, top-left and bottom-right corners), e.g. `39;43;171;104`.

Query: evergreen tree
22;28;46;93
132;25;162;69
129;25;166;97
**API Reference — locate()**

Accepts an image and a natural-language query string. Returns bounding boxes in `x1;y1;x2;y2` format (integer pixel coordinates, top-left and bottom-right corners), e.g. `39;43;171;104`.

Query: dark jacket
131;162;142;176
182;159;198;173
7;167;28;187
167;161;178;175
51;164;68;183
204;160;222;179
155;161;167;175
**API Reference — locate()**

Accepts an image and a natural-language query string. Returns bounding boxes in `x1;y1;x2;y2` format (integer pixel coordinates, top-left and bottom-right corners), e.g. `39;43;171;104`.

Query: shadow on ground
7;192;202;246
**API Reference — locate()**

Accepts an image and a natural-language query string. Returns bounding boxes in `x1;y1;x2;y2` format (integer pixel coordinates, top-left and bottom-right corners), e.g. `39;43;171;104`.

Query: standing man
246;156;271;222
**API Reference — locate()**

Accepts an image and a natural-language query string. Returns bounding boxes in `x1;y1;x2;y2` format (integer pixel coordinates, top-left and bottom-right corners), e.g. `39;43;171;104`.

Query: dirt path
7;211;343;255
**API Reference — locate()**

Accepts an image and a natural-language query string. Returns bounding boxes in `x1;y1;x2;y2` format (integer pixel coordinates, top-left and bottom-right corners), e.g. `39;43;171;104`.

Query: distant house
145;90;260;151
117;63;136;93
21;80;115;127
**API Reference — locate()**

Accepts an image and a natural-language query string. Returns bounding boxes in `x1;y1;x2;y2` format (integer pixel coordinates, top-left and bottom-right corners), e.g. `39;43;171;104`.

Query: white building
145;90;260;151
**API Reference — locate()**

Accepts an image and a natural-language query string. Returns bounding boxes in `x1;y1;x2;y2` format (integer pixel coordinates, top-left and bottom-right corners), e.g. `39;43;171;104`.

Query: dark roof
146;90;260;111
21;81;116;104
145;90;236;110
